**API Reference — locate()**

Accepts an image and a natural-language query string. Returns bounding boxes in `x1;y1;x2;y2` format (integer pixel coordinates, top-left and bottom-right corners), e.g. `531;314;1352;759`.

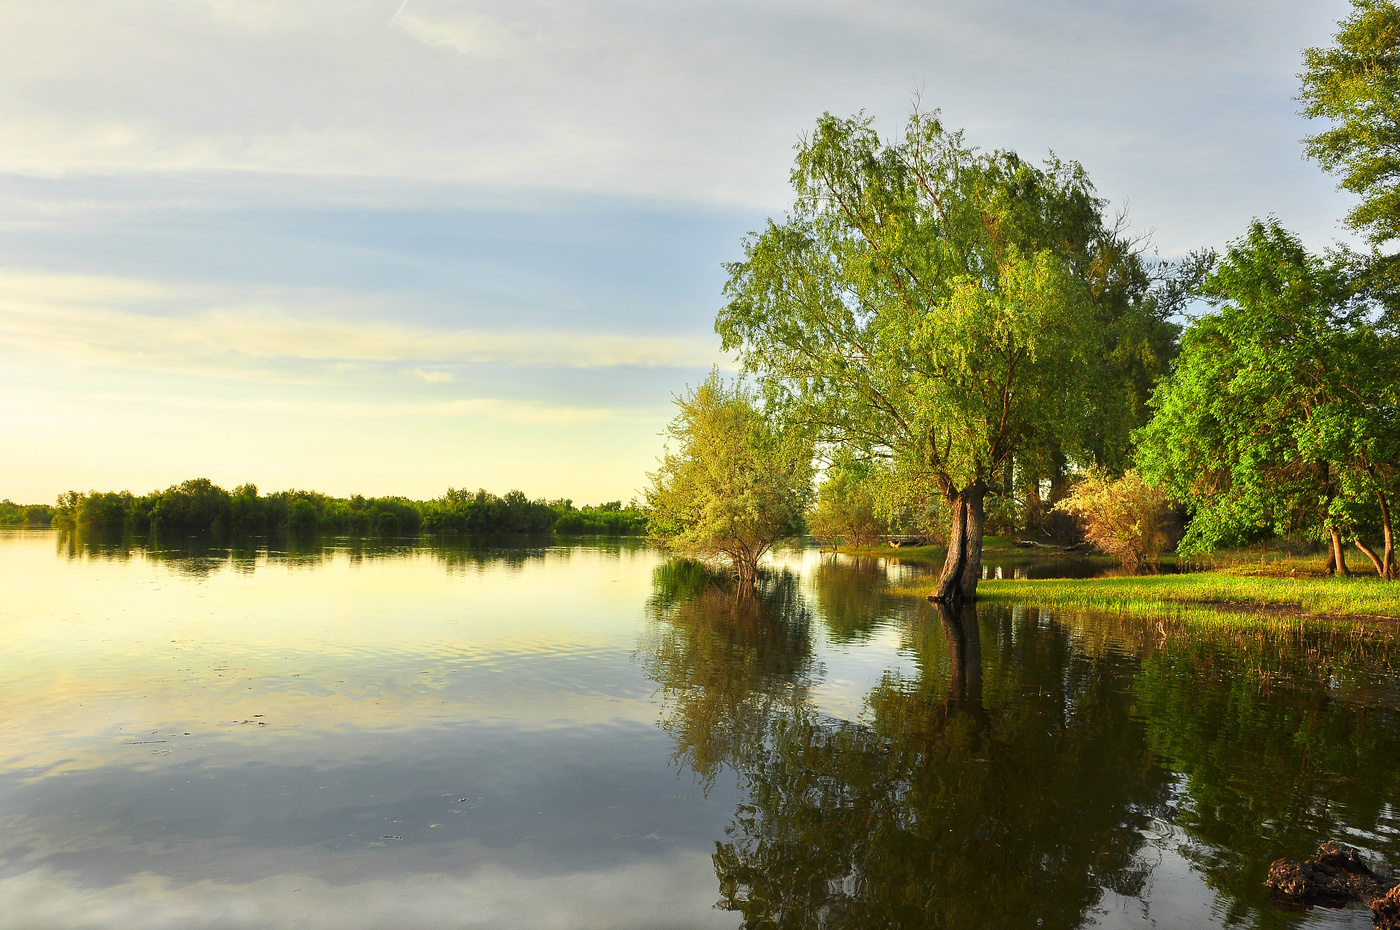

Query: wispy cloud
0;270;722;377
0;0;1352;239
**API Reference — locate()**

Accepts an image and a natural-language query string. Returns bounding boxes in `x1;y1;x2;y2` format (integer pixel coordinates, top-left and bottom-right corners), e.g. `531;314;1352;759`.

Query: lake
2;528;1397;929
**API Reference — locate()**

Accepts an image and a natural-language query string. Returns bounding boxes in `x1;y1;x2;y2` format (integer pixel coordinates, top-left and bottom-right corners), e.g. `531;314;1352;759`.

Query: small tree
808;460;887;548
646;372;814;597
1054;469;1170;574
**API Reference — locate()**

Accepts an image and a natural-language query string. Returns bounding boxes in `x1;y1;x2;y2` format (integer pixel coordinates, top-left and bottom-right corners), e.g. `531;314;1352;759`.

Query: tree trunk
734;555;759;600
1330;526;1351;578
1354;537;1386;577
1025;478;1043;535
934;481;987;604
1378;487;1395;581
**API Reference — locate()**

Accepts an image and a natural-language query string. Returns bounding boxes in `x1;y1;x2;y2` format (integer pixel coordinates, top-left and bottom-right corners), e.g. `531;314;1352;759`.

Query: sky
0;0;1360;505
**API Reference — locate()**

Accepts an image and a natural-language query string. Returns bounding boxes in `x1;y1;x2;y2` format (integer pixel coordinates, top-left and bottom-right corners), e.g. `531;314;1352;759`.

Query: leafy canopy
645;371;814;590
717;109;1163;500
1300;0;1400;247
1136;219;1396;561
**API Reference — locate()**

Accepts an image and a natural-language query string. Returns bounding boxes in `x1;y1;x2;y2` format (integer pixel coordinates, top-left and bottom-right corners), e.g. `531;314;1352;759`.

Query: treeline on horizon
0;479;647;537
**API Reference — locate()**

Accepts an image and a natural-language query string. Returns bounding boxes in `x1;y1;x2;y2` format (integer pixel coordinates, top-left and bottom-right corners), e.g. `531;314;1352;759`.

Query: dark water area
1;529;1397;929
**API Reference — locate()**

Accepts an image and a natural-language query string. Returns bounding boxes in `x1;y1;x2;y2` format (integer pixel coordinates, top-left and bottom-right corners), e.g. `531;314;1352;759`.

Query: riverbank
826;536;1398;622
886;572;1400;623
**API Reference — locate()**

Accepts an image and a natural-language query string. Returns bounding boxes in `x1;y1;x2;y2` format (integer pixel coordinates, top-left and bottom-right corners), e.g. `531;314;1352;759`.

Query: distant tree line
0;500;55;526
40;479;646;537
552;500;649;535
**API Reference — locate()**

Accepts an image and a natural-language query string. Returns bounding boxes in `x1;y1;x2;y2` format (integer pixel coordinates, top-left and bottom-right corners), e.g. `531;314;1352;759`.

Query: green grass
889;572;1400;622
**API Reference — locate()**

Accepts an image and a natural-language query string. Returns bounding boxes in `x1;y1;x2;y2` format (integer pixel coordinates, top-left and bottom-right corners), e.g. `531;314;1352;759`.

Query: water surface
1;529;1397;929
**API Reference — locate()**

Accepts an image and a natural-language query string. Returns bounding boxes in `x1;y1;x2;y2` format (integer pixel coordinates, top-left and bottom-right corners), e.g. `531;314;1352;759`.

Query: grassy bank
889;572;1400;622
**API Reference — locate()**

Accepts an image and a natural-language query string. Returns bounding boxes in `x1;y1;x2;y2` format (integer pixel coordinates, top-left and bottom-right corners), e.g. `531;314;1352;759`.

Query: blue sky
0;0;1358;504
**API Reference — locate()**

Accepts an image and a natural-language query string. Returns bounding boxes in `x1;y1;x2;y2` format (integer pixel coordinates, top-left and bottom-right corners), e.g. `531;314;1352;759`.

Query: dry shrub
1055;469;1170;573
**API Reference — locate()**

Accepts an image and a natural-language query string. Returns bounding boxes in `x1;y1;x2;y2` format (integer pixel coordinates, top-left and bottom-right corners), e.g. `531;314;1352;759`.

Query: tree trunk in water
1330;526;1351;578
735;557;758;601
933;600;983;707
934;482;987;604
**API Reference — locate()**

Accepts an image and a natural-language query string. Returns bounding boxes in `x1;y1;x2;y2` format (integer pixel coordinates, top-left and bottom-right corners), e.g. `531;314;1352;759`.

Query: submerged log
1267;842;1395;922
1012;539;1084;551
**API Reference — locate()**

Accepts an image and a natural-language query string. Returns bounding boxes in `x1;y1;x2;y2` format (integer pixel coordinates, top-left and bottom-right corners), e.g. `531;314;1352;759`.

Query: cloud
0;0;1354;241
0;270;722;378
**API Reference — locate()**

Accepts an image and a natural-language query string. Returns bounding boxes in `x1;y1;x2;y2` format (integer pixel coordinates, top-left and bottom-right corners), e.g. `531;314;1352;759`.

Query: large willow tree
718;109;1171;602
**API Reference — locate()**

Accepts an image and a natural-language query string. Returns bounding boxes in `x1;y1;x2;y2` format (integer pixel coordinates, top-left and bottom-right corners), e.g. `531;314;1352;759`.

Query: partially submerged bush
646;371;813;597
1054;469;1170;573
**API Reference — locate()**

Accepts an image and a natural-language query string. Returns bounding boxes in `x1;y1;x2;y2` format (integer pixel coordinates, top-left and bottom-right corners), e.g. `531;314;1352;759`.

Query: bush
1054;469;1170;573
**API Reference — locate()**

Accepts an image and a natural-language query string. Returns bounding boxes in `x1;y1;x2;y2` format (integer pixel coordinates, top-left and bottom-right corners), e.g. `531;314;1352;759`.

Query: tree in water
718;107;1176;604
646;371;814;598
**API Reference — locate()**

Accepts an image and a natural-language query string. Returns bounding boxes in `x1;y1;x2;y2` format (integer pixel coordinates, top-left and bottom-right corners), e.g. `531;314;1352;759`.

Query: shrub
1054;469;1170;573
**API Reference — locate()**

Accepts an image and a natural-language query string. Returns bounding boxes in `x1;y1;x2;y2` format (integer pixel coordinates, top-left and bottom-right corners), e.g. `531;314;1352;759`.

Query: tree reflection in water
641;557;1174;929
1132;633;1400;927
639;560;819;787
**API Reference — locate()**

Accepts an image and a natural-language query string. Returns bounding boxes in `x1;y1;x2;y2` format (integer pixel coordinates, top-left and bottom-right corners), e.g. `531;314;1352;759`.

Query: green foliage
717;107;1177;598
552;500;649;535
645;371;814;594
420;487;557;535
147;478;232;532
47;480;561;538
808;459;887;546
0;500;54;526
1136;220;1398;574
1055;468;1170;573
1300;0;1400;247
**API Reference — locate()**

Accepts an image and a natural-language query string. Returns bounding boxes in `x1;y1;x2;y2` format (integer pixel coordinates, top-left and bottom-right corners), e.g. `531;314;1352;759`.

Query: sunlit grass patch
889;572;1400;622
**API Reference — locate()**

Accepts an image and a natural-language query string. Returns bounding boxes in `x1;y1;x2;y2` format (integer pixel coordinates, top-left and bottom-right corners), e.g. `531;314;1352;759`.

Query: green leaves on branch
645;371;814;595
719;106;1175;593
1135;220;1399;577
1300;0;1400;248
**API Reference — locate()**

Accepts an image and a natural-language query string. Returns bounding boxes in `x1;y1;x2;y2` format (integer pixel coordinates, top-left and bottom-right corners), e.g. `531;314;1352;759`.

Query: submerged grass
889;572;1400;623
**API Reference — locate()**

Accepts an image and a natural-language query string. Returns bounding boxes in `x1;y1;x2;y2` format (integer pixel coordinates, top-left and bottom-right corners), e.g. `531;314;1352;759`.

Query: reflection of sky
0;532;741;929
6;532;1387;929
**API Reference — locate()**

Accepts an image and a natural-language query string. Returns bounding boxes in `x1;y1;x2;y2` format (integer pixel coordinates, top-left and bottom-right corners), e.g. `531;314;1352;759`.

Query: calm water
2;529;1398;929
